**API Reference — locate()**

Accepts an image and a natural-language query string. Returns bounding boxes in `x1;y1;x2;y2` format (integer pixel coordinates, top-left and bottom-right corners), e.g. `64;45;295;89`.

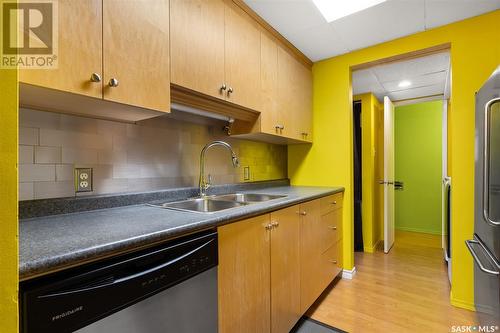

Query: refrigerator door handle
482;97;500;226
465;239;500;276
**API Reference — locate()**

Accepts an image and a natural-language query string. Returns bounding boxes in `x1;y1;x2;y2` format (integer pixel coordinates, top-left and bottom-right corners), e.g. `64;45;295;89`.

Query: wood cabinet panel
19;0;102;98
321;240;343;286
103;0;170;112
320;209;343;253
170;0;225;100
224;0;261;110
270;206;301;333
259;30;279;135
299;199;323;313
320;192;344;215
218;215;271;333
296;61;312;141
277;46;312;141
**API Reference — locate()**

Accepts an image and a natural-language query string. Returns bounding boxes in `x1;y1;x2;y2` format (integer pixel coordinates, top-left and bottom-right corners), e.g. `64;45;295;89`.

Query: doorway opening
353;100;363;252
351;50;451;271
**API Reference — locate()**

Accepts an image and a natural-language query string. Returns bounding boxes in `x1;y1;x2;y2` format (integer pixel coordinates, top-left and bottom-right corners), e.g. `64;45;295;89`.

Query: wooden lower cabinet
321;239;343;287
218;215;271;333
299;200;324;313
218;194;343;333
270;206;301;333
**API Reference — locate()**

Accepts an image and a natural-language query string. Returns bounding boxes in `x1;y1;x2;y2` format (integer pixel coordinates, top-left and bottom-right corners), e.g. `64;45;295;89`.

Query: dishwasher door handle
39;238;215;299
465;239;500;276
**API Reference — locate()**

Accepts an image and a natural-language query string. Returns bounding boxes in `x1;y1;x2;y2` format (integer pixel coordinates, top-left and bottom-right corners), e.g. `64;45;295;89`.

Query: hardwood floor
306;231;478;333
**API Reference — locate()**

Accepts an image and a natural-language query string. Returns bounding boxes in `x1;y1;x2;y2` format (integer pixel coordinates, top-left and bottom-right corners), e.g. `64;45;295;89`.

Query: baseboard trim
395;226;442;235
342;267;357;279
450;296;476;311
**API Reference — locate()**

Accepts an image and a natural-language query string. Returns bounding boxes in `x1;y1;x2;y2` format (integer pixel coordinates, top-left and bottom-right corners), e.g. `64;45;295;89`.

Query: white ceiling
352;51;450;102
243;0;500;62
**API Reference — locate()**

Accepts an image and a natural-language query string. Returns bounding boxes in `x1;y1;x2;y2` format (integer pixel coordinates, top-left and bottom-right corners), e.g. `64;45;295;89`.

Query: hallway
307;231;478;333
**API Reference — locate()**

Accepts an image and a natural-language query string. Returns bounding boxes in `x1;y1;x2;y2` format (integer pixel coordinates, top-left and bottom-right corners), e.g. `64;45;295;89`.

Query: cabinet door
170;0;225;100
103;0;170;112
218;215;271;333
320;208;343;253
260;30;279;135
321;240;343;286
277;46;312;141
19;0;102;98
299;199;323;313
270;206;301;333
296;62;312;142
224;0;261;110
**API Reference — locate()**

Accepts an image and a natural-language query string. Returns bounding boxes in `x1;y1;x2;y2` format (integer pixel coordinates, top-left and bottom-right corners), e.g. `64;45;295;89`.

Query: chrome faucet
199;141;239;197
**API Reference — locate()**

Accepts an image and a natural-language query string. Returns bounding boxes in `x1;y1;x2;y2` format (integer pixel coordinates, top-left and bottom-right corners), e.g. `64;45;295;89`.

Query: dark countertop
20;185;344;280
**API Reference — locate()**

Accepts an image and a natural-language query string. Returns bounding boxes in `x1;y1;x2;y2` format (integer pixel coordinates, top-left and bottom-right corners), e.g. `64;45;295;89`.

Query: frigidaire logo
1;0;58;68
51;306;83;322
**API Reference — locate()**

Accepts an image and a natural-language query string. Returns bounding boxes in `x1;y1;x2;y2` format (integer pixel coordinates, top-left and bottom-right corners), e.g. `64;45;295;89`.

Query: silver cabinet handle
265;223;273;230
329;260;337;264
465;238;500;275
301;132;308;136
90;73;101;83
220;84;227;92
108;78;119;87
328;226;337;230
299;211;307;216
483;97;500;226
331;201;337;205
227;87;233;95
271;221;279;228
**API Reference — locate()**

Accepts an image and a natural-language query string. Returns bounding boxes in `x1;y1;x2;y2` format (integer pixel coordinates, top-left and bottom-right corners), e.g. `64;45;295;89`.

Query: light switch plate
243;166;250;181
75;168;93;193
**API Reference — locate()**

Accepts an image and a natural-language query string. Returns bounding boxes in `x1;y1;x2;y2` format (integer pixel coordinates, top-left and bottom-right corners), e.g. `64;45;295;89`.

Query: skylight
312;0;387;22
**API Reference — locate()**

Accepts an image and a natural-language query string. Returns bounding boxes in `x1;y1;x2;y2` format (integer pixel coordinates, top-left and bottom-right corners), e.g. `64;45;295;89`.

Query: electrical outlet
75;168;93;193
243;166;250;181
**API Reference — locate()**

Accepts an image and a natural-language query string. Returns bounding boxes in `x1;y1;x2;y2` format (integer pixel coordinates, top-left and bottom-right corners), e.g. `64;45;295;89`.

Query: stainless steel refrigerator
466;66;500;323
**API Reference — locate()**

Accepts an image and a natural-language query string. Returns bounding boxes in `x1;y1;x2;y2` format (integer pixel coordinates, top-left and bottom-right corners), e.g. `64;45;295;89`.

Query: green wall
395;100;443;235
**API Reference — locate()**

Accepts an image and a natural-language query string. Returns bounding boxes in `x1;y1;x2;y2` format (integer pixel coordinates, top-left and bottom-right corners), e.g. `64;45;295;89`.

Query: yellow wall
1;0;19;329
354;93;382;252
289;10;500;310
0;61;19;332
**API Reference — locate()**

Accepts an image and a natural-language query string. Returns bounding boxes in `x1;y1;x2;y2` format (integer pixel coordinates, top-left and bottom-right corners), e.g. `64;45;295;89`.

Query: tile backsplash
19;108;287;200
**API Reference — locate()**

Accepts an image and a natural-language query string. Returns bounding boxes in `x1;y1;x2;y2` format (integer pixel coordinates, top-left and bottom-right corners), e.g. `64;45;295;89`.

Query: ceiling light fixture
312;0;387;22
398;80;412;88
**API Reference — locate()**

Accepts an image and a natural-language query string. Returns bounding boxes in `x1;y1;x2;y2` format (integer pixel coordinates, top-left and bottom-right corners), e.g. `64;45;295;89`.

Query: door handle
482;97;500;226
465;238;500;276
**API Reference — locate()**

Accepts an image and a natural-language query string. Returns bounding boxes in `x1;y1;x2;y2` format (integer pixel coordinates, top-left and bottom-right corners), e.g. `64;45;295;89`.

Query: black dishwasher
20;230;218;333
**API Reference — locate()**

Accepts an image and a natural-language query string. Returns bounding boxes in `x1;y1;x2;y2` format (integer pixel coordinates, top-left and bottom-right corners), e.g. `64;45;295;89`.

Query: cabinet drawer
321;241;343;284
320;193;343;215
320;209;342;252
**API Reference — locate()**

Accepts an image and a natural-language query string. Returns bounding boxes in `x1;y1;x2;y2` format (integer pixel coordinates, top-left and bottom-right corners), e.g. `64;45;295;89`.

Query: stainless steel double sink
150;193;286;213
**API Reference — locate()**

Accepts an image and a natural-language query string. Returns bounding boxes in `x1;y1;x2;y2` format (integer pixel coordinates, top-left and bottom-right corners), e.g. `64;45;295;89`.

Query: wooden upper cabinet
224;0;261;111
103;0;170;112
278;46;312;142
170;0;225;100
259;30;279;135
218;215;271;333
19;0;102;98
296;61;313;141
270;206;301;333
